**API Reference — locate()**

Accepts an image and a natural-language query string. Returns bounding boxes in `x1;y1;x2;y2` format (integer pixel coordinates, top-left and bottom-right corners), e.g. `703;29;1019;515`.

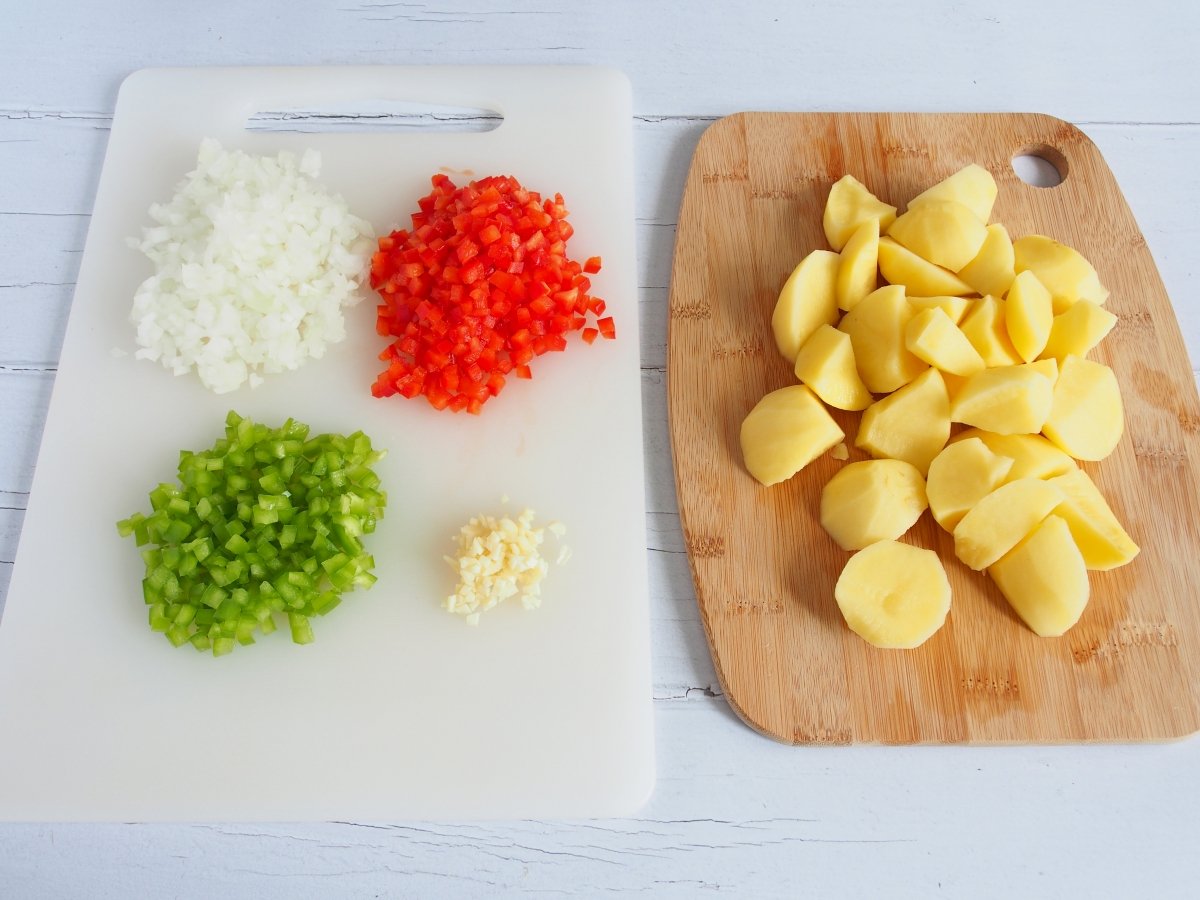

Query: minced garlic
444;508;568;625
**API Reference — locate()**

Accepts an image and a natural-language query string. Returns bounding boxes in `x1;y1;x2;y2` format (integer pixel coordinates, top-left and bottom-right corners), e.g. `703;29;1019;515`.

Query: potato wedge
959;295;1023;367
1005;270;1054;363
838;285;927;393
794;324;873;411
740;385;844;486
905;307;986;377
990;515;1089;637
877;236;974;297
907;163;998;223
950;363;1055;434
958;223;1016;298
887;199;989;271
1013;234;1109;313
836;218;879;312
1039;300;1118;361
926;436;1015;532
771;249;841;362
823;174;898;252
953;478;1064;571
1042;356;1124;461
820;459;927;551
1047;469;1140;570
856;367;950;476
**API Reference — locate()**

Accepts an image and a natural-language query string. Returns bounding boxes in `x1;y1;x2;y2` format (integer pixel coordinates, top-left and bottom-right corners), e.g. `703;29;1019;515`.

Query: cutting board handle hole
1011;145;1068;188
246;101;503;134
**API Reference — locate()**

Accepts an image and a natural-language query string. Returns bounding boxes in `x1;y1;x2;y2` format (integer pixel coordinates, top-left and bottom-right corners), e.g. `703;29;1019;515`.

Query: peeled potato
907;163;998;223
1005;270;1054;363
951;429;1077;481
740;385;844;486
820;459;927;551
905;307;986;377
823;174;897;252
1047;469;1140;570
959;295;1023;367
1042;356;1124;461
877;235;974;297
1039;300;1118;361
1013;235;1109;313
836;218;879;311
909;295;972;324
771;249;841;362
990;514;1090;637
838;285;927;393
835;540;952;649
950;363;1055;435
794;324;873;411
958;223;1016;298
888;199;989;272
926;437;1015;532
856;367;949;476
953;478;1064;571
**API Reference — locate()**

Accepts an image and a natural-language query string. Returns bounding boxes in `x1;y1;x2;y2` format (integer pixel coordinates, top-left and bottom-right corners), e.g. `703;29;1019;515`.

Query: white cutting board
0;67;652;821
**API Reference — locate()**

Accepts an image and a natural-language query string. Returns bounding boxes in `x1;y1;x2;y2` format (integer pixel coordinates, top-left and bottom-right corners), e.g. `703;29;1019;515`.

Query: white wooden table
2;2;1197;896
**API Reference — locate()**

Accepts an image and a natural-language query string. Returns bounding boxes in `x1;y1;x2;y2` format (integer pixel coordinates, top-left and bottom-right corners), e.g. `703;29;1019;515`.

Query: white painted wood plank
4;1;1198;122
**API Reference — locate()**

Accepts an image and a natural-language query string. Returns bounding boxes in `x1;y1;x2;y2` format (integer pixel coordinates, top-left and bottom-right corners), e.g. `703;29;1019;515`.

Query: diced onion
129;139;375;394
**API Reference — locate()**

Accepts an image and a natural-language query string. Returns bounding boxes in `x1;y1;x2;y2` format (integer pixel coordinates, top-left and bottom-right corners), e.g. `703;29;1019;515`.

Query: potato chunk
1047;469;1140;570
1039;300;1118;361
909;295;972;324
905;307;986;377
950;363;1055;435
887;199;989;271
951;429;1077;481
1005;270;1053;363
838;285;926;393
740;385;845;486
958;223;1016;298
877;236;974;297
856;367;950;476
907;163;998;223
1042;356;1124;461
1013;235;1109;313
820;459;928;551
794;324;873;411
959;295;1022;367
836;218;879;311
926;437;1015;532
771;249;841;362
823;174;897;252
990;515;1090;637
953;478;1064;571
835;541;952;649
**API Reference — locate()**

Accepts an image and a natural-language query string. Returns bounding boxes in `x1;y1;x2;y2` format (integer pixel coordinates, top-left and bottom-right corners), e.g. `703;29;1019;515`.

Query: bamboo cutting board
667;112;1200;744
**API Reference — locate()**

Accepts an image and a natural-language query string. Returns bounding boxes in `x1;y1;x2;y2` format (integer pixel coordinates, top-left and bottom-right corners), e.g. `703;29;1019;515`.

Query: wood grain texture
668;112;1200;745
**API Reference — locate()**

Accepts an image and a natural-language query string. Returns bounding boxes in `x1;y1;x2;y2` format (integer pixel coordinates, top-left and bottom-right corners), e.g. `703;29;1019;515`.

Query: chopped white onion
129;139;375;394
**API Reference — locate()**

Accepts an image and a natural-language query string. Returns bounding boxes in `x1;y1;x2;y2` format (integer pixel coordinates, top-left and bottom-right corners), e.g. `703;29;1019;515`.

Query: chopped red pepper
370;173;613;412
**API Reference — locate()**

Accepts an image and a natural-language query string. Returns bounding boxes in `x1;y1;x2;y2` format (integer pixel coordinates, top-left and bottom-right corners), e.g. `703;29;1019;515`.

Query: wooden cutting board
667;112;1200;744
0;66;652;820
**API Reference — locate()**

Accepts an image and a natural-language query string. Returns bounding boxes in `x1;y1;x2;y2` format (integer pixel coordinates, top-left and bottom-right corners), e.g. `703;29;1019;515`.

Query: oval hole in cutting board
1012;143;1068;188
246;101;502;134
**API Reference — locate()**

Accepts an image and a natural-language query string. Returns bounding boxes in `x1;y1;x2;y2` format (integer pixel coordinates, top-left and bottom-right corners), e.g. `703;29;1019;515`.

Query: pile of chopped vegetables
129;139;375;394
444;507;568;625
369;173;616;414
117;412;387;656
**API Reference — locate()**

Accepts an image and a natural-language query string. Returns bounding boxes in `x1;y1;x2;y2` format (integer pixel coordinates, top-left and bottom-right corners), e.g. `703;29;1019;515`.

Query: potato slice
1005;270;1053;362
953;478;1064;571
909;295;972;324
1013;235;1109;313
959;295;1022;367
1042;356;1124;461
1047;469;1140;570
820;459;928;551
856;367;949;476
907;163;998;223
990;515;1090;637
1039;300;1118;361
951;429;1077;481
794;325;873;411
950;363;1055;435
823;174;898;252
958;223;1016;298
926;437;1015;532
838;285;927;393
740;385;845;486
877;236;974;297
836;218;879;312
887;200;989;272
771;249;841;362
905;307;986;377
835;541;951;649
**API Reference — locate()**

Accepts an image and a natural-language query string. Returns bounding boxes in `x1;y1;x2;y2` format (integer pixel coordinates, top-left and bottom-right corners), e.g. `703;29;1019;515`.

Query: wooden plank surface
668;112;1200;744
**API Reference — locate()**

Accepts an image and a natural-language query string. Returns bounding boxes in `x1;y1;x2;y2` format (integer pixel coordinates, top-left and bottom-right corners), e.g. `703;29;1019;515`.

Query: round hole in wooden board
1012;143;1069;188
